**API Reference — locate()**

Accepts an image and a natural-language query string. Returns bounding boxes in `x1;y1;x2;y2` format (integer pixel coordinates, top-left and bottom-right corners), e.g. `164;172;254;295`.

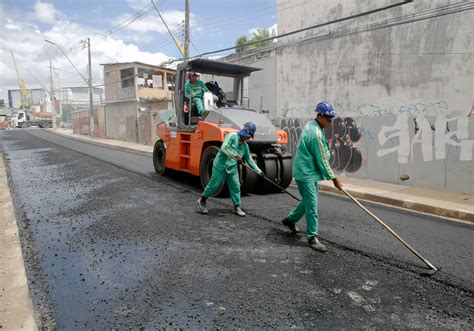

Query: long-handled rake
222;148;439;274
341;188;439;274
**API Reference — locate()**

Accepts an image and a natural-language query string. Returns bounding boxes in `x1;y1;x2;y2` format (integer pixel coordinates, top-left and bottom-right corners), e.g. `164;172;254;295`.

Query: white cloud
33;1;59;24
0;6;175;98
248;23;278;37
124;0;151;10
111;10;187;34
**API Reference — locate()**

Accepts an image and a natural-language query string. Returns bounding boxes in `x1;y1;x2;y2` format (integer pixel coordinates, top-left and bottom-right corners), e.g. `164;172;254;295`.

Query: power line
190;40;200;55
90;3;154;44
140;27;181;53
50;66;89;77
192;1;307;36
59;1;163;54
162;0;415;65
259;2;474;56
92;73;139;88
150;0;185;58
194;0;307;33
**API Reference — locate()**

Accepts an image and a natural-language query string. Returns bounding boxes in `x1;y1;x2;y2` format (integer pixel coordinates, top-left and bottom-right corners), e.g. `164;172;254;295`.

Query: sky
0;0;279;95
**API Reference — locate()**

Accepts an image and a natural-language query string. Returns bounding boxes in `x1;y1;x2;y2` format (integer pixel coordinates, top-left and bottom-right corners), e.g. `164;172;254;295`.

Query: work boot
307;236;327;252
282;218;301;234
197;198;208;214
233;206;246;217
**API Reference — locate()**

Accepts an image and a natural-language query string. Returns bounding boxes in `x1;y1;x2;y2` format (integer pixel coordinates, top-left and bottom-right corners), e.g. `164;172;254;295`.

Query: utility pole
184;0;190;59
48;54;57;129
45;39;90;133
151;0;185;58
56;70;63;118
86;37;95;136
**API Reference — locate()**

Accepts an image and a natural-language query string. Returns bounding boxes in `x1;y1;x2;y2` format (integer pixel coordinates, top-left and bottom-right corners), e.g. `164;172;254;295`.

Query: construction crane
10;50;30;110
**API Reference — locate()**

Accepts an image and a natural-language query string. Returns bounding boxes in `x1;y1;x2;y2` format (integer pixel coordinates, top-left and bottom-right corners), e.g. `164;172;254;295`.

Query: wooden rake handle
341;188;438;271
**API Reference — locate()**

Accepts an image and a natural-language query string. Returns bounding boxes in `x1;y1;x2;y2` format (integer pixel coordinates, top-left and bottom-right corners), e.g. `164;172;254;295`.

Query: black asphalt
1;129;473;329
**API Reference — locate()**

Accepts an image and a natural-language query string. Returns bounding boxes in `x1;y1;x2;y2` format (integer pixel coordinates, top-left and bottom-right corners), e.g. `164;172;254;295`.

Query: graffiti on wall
326;117;363;173
279;101;472;171
279;117;363;173
377;113;474;163
339;101;454;118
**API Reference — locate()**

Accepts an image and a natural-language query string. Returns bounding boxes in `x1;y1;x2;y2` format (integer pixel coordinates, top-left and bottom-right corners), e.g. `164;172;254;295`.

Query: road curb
318;183;474;223
46;129;153;157
0;153;38;330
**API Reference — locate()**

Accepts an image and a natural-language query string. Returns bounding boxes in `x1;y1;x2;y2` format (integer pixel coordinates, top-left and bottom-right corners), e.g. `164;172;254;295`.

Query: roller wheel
279;157;293;190
200;145;228;197
153;140;170;175
256;154;278;194
240;155;259;194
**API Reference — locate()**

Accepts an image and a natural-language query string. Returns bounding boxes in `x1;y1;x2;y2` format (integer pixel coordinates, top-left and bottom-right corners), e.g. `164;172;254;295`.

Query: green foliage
61;104;74;121
235;28;276;53
236;36;250;53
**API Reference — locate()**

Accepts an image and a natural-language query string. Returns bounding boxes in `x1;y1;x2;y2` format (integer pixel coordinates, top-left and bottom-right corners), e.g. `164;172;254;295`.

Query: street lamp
44;39;94;135
44;40;88;84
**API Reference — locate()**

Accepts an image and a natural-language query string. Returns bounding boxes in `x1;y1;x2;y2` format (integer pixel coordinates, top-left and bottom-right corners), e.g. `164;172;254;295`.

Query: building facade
227;0;473;193
102;62;175;145
3;85;103;111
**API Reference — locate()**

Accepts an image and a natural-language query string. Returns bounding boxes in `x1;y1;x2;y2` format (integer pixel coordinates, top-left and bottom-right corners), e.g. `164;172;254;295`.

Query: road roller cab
153;58;292;195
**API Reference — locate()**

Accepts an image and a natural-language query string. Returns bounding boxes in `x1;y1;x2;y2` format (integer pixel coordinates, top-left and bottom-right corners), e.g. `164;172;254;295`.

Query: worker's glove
236;157;243;165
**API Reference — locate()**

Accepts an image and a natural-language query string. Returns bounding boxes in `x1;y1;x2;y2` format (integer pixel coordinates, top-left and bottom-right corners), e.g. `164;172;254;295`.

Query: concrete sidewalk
0;153;37;330
48;128;474;223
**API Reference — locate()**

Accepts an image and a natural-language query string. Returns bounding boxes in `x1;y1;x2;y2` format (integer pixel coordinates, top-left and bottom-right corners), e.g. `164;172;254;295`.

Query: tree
235;28;276;53
251;28;274;48
236;36;250;53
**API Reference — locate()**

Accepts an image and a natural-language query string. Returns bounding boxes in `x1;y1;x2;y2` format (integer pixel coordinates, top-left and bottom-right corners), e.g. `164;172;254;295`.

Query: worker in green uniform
197;122;263;217
185;71;209;116
281;101;343;252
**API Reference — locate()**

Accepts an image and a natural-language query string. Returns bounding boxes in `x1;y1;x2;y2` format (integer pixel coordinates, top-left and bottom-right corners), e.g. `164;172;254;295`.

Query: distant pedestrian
197;122;263;217
281;101;343;252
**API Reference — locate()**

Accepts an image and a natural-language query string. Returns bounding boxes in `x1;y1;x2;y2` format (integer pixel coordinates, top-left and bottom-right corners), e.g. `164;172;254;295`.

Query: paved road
1;129;473;329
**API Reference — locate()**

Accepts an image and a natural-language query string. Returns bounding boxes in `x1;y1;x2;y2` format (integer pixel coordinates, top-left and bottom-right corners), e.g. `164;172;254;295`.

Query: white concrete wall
275;0;473;193
105;100;137;141
223;50;277;117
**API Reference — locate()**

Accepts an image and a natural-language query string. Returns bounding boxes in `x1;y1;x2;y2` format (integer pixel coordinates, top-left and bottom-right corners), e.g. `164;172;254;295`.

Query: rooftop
100;61;175;71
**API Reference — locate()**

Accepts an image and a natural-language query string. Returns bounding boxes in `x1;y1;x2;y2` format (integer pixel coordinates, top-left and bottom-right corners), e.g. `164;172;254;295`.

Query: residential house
101;62;175;145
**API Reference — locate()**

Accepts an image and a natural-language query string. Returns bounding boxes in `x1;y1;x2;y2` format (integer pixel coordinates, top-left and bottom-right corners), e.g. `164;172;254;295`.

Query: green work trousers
202;166;241;206
193;98;204;116
286;180;319;239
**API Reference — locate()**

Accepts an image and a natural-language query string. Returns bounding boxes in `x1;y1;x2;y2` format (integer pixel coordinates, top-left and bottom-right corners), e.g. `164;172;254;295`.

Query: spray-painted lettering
377;114;473;162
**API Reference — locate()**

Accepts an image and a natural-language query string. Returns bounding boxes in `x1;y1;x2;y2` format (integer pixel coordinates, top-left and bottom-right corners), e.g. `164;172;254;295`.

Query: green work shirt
185;80;208;99
214;131;262;174
292;119;335;182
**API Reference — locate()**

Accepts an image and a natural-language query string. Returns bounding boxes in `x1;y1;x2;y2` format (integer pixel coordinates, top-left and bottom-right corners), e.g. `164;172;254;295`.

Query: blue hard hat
238;121;256;138
315;101;336;118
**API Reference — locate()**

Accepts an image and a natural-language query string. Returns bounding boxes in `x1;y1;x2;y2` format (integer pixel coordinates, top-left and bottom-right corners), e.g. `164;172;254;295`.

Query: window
120;68;135;88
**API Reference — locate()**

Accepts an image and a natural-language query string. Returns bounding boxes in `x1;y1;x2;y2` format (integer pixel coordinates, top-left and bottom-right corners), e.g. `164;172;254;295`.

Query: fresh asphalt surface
1;129;473;329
